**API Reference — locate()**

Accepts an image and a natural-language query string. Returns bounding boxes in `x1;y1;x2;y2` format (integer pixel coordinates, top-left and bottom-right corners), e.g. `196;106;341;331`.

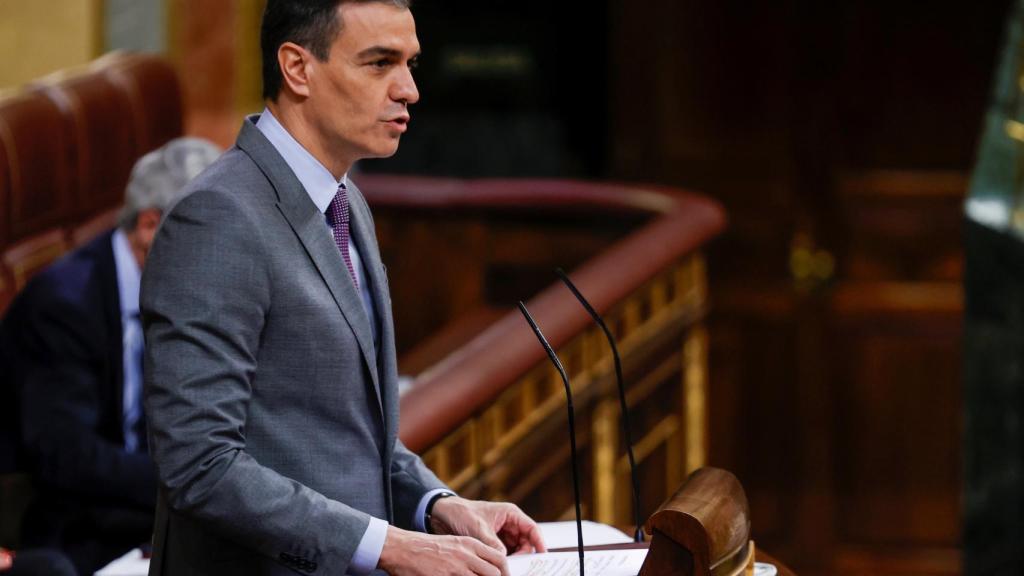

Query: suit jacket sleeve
17;278;156;509
389;438;447;529
141;186;371;574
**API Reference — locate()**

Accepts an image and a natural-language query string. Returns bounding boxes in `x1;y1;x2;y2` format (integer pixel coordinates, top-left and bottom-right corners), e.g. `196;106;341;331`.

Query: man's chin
365;140;402;160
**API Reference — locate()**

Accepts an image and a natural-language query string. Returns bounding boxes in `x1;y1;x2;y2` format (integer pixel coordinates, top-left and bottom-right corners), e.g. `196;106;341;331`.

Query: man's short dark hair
261;0;412;101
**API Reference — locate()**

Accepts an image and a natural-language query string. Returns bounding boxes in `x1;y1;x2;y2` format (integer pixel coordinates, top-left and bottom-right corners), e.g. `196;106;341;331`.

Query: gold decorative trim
592;400;618;524
684;325;708;473
618;416;679;473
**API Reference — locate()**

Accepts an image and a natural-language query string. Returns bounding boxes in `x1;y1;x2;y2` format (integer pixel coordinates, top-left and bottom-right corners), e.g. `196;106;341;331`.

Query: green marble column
965;1;1024;573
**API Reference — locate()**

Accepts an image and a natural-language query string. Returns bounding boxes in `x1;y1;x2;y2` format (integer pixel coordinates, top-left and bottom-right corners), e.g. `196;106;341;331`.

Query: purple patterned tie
327;182;358;289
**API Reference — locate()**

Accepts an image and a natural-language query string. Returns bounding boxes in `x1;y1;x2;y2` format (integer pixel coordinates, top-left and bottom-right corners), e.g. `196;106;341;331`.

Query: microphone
517;302;585;576
555;268;644;543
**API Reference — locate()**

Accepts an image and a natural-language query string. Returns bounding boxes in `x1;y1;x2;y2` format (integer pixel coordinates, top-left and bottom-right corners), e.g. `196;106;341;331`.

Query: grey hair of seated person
118;137;222;231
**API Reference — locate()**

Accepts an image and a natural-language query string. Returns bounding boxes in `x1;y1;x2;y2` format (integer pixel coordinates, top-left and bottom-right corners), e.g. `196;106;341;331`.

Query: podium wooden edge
638;467;753;576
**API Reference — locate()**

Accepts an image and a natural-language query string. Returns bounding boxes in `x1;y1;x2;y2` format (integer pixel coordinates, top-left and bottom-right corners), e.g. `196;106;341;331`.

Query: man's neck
266;100;351;180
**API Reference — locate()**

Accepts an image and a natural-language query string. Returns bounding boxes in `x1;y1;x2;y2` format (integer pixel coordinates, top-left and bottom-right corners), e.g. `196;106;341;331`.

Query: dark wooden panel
836;1;1012;170
707;286;808;560
830;284;962;549
838;171;967;282
608;0;1005;572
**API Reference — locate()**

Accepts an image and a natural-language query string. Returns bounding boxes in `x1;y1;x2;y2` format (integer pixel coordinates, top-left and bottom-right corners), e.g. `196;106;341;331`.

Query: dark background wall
361;1;609;177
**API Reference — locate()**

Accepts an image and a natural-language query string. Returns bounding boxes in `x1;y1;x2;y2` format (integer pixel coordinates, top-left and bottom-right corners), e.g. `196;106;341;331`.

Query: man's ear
278;42;313;98
136;209;162;233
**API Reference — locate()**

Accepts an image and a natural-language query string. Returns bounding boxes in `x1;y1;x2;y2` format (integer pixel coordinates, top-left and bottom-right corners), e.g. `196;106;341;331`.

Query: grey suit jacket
141;118;446;576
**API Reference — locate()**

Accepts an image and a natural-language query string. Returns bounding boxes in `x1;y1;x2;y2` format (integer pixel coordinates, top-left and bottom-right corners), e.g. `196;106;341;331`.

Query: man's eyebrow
356;46;420;60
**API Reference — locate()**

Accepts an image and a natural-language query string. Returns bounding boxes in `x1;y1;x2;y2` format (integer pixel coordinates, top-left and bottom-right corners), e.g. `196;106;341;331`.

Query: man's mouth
383;115;410;132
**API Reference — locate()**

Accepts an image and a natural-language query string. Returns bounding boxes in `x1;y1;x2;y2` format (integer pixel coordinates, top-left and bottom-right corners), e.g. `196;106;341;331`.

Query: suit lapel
236;120;383;415
347;183;395;412
347;181;399;490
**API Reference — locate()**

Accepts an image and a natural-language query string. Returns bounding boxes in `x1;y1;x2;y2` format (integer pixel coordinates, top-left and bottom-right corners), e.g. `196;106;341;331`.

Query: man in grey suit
141;1;546;574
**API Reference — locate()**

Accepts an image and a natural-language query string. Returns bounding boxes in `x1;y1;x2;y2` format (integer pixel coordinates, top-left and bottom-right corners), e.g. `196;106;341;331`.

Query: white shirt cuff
414;489;457;532
348;517;388;575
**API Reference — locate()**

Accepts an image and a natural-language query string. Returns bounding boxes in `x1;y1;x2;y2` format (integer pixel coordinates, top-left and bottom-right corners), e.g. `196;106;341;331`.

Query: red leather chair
0;91;75;242
95;52;183;157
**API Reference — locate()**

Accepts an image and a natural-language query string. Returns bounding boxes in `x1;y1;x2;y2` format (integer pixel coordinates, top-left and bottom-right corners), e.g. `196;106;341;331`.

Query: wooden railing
357;176;726;524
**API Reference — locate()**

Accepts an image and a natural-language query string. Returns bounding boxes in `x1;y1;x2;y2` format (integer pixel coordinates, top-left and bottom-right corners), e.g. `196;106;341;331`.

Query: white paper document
537;521;634;549
508;549;647;576
94;548;149;576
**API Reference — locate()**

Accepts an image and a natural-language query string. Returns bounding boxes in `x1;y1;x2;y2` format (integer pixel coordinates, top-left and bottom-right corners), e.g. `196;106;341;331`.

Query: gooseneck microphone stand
517;302;585;576
556;268;644;543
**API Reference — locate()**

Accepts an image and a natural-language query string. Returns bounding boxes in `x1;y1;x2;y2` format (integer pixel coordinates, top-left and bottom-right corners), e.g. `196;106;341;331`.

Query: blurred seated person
0;138;221;575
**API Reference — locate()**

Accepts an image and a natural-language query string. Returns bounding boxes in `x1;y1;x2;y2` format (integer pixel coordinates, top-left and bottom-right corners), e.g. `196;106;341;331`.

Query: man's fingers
468;537;510;576
509;537;532;555
525;521;547;553
481;531;507;556
474;518;507;555
512;507;547;553
501;505;546;554
465;552;501;576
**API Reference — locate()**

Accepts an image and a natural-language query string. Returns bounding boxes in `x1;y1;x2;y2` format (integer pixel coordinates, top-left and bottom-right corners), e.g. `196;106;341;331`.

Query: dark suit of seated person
0;138;221;576
0;547;76;576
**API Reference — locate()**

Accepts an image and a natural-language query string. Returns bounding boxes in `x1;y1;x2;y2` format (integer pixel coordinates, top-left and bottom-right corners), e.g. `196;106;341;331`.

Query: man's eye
408;59;420;71
372;59;392;69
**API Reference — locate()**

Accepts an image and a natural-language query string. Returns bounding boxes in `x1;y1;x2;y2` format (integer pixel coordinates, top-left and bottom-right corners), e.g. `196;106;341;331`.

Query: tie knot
327;183;349;227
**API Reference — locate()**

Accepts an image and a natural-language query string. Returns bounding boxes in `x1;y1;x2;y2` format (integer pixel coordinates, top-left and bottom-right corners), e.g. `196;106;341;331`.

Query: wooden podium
555;468;794;576
640;467;755;576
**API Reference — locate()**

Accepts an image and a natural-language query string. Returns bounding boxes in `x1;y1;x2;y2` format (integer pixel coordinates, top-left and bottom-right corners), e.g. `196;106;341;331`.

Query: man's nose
392;67;419;105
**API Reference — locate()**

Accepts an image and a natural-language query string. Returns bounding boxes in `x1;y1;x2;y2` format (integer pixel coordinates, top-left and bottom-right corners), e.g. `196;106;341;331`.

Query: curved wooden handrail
354;175;727;453
354;175;680;214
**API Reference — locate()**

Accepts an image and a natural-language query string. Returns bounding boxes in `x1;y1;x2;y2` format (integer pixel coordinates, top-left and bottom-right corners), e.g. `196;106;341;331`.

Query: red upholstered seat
94;52;183;156
0;52;184;311
36;72;137;221
0;91;75;241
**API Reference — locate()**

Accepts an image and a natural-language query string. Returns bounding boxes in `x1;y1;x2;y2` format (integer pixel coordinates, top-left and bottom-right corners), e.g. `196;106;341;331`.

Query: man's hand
378;525;509;576
430;497;547;556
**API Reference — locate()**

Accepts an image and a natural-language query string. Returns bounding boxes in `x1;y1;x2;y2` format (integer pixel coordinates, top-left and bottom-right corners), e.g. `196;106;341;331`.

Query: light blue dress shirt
255;109;452;574
112;229;145;453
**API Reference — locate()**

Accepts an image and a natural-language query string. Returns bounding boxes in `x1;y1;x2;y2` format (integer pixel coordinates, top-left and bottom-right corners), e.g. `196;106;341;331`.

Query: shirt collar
111;228;141;317
254;107;347;213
